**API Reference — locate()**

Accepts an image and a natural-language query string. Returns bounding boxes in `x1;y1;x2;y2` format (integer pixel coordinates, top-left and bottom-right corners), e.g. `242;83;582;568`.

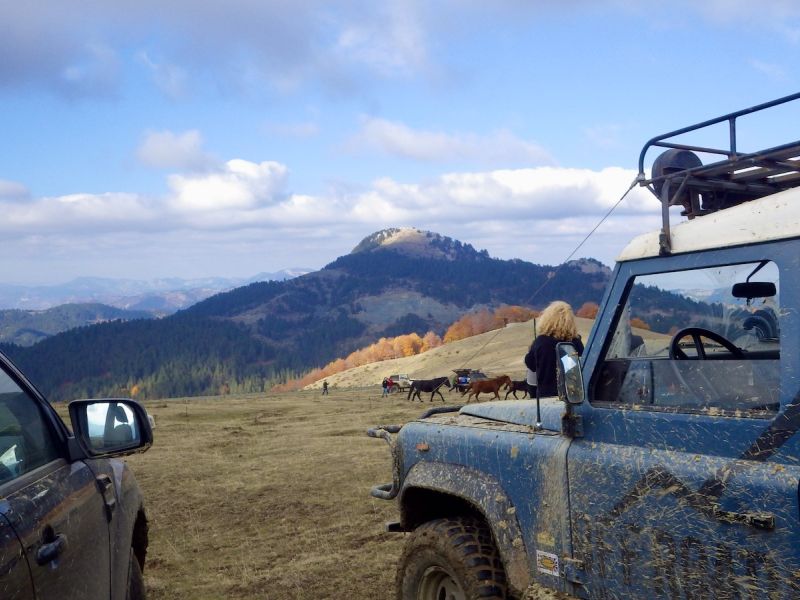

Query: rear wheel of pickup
397;517;509;600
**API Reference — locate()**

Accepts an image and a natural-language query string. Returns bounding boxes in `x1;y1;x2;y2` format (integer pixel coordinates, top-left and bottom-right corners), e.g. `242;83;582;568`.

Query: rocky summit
350;228;487;261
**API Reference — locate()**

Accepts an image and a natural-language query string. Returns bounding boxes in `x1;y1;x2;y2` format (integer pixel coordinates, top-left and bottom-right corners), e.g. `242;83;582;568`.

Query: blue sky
1;1;799;284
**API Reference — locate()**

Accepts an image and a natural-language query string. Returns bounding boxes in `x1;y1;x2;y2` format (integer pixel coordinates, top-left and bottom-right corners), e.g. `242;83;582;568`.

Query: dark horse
504;379;530;400
407;377;452;402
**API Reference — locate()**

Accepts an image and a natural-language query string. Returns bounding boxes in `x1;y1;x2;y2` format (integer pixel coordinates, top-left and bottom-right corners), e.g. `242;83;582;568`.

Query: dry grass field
126;388;434;600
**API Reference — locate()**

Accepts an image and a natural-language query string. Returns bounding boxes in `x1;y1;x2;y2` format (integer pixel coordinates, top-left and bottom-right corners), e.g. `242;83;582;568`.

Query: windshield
609;261;779;359
597;261;780;415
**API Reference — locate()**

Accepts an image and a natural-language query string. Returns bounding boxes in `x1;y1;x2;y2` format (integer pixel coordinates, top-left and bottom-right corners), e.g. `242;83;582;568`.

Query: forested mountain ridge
0;304;153;346
2;228;612;401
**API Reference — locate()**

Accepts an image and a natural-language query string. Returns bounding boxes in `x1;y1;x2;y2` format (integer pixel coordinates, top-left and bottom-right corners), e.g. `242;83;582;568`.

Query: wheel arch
131;507;149;571
399;462;531;593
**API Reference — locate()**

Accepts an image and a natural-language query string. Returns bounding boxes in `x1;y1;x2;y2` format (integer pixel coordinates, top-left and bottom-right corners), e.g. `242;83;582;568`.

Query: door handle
36;533;67;565
96;474;117;520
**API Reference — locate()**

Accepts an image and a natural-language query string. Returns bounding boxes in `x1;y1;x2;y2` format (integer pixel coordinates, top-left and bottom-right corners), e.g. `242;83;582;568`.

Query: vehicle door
0;511;33;600
0;361;112;599
567;245;800;599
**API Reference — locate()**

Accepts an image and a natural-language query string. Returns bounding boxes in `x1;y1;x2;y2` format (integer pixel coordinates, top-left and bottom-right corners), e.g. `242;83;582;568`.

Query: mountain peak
351;228;429;253
565;257;612;276
350;228;487;261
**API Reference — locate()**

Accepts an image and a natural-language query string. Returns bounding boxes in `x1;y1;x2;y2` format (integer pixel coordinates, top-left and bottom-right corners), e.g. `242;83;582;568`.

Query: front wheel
397;517;509;600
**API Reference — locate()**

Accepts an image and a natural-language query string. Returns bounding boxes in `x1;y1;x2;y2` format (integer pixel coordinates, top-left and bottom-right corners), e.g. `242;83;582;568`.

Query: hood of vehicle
459;398;564;431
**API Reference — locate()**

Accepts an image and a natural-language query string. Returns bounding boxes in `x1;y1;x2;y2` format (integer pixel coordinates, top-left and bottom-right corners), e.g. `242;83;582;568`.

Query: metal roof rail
637;92;800;254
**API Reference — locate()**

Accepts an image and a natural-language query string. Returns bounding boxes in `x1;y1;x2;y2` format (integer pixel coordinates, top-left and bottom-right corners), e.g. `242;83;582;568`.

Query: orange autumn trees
443;305;538;343
274;305;538;391
272;331;443;391
576;302;600;319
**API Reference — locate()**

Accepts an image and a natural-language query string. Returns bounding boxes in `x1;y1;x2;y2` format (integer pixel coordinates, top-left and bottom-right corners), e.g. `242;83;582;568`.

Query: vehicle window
0;370;61;484
594;261;780;416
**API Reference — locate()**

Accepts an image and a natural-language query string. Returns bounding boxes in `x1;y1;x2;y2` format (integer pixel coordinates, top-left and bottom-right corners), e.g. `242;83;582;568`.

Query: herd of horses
406;375;532;403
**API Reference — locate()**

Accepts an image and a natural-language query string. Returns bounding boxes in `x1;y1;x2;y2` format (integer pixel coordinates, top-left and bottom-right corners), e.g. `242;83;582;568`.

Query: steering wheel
669;327;743;360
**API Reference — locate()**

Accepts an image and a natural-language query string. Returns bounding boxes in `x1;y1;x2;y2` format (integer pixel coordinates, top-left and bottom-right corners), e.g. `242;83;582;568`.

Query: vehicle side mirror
556;342;584;405
68;399;153;459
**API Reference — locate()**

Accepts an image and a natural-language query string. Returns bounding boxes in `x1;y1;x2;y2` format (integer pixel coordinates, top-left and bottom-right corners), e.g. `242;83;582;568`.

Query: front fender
88;458;147;600
400;461;531;592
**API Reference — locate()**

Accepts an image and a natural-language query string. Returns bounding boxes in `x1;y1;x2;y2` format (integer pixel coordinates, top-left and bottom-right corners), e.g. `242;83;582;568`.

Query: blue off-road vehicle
368;93;800;599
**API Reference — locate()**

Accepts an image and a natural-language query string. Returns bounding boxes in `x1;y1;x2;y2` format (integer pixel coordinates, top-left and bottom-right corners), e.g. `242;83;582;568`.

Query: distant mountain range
0;269;312;312
2;228;614;401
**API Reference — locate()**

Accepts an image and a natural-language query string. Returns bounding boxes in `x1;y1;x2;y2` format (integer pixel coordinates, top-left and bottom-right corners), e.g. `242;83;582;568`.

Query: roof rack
637;92;800;254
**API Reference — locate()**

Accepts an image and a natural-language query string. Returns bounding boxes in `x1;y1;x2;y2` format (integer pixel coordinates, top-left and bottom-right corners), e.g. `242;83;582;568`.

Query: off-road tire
397;517;509;600
126;550;146;600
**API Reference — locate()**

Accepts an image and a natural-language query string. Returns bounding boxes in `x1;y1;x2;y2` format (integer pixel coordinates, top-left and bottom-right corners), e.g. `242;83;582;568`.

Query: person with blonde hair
524;301;584;398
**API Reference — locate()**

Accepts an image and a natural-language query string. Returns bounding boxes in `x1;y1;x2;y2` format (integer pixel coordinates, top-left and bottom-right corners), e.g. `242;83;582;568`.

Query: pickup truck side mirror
68;399;153;459
556;342;584;405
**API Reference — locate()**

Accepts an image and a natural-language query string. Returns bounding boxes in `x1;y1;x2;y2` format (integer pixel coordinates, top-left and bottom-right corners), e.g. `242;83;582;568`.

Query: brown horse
463;375;512;403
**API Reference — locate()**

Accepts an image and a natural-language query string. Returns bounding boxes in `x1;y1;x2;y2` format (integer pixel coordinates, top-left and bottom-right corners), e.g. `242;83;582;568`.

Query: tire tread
397;517;508;599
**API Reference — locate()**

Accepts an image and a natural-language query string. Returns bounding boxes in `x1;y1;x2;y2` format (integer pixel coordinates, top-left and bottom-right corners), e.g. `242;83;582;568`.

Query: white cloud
137;130;216;171
167;159;289;214
334;2;428;76
346;166;650;227
1;192;158;234
350;116;552;166
2;1;800;102
0;1;437;99
0;159;665;279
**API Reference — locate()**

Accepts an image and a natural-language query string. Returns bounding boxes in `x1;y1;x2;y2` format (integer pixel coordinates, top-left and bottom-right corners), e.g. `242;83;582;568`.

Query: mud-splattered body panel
567;239;800;598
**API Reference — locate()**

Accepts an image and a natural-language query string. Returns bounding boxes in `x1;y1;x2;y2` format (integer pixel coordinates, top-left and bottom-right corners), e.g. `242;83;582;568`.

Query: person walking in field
381;377;390;397
524;301;584;398
322;380;329;395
